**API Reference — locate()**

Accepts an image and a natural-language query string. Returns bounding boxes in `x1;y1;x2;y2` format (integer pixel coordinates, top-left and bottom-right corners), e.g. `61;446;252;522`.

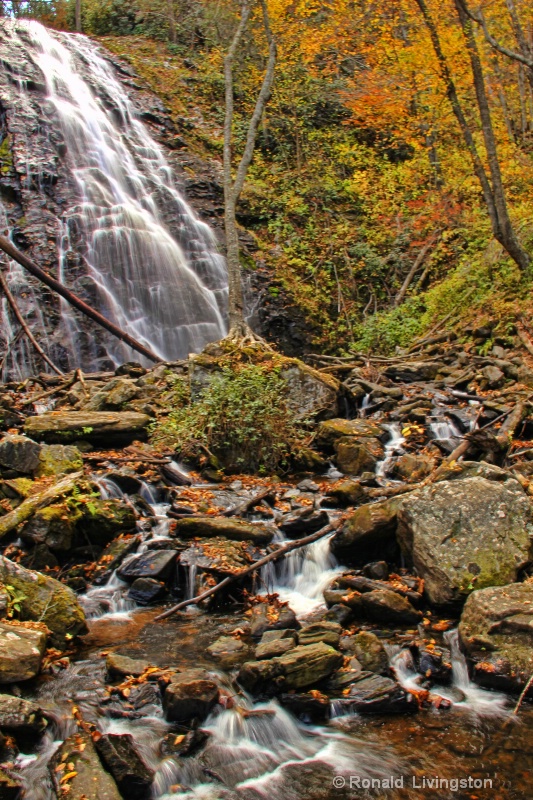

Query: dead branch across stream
155;520;341;620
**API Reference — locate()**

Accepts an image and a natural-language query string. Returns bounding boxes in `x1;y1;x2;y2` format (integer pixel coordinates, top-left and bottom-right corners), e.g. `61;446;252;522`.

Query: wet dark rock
322;604;353;626
20;503;78;552
331;496;402;564
340;672;415;714
279;691;329;723
0;694;47;735
0;556;87;647
92;535;141;584
249;602;300;638
459;583;533;693
397;477;532;606
18;543;59;572
255;629;297;660
207;636;250;668
51;733;122;799
238;642;343;693
160;728;209;757
128;577;166;605
297;621;341;648
118;550;177;581
411;643;452;684
106;653;151;680
278;508;329;538
173;515;273;545
363;561;389;581
24;410;151;445
345;631;389;674
95;733;154;800
360;589;423;625
0;434;41;476
0;768;21;799
325;480;366;508
163;670;219;723
333;436;384;476
0;621;46;683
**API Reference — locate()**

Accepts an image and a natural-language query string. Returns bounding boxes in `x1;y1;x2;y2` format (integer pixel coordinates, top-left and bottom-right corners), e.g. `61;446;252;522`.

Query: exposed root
223;321;274;351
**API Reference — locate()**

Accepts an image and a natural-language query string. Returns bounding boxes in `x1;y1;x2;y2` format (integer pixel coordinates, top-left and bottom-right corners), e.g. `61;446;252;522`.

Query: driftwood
0;472;83;540
0;266;63;376
155;520;340;620
0;235;162;364
221;486;275;517
20;374;77;407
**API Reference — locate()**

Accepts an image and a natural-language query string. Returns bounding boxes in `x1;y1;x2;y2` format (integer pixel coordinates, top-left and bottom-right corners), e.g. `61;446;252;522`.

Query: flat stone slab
118;550;176;581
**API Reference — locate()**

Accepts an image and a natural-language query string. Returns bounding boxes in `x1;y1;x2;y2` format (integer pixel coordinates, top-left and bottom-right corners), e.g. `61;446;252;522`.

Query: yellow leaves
401;423;425;437
60;772;78;784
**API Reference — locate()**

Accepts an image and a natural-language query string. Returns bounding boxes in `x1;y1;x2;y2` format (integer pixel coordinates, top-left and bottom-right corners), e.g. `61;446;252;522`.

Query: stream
10;458;533;800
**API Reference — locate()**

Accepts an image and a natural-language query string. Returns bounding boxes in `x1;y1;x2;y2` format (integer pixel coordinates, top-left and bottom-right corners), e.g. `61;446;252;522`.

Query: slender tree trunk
75;0;82;32
167;0;177;44
223;0;277;337
414;0;530;271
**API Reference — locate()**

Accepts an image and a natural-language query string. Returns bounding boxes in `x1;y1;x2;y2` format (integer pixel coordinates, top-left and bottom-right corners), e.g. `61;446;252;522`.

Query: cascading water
0;19;227;373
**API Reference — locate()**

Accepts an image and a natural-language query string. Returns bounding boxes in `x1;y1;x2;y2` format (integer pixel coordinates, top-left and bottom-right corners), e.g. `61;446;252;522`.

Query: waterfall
0;19;227;372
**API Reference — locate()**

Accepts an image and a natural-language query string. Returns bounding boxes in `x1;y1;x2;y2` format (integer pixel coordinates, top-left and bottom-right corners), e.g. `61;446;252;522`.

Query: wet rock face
0;694;47;735
94;733;154;800
51;733;123;800
331;496;402;564
458;583;533;693
163;671;220;723
397;477;533;606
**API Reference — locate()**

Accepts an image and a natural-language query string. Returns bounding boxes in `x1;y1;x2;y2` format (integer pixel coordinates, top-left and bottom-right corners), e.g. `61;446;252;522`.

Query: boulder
128;577;166;605
173;516;273;545
279;691;329;723
0;694;47;735
360;589;422;625
118;551;176;582
51;733;122;800
0;557;87;647
179;537;263;578
345;631;389;674
331;496;402;563
77;498;137;546
0;434;41;476
163;670;219;723
24;410;151;445
338;673;414;714
482;365;505;388
316;419;384;450
397;477;533;605
106;653;151;680
458;583;533;693
326;480;366;508
281;361;340;419
334;436;384;475
94;733;154;800
250;602;300;638
391;453;435;483
92;535;141;584
278;509;329;538
35;444;83;477
0;621;47;683
255;630;297;660
20;503;79;552
297;621;341;648
207;636;250;668
383;362;439;383
238;642;343;693
84;378;140;411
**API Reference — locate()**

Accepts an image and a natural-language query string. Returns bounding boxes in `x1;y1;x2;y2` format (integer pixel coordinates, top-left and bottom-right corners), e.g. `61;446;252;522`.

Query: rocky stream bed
1;335;533;799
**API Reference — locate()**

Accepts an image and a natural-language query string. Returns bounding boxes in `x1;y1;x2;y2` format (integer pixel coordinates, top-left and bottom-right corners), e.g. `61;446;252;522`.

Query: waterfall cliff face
0;19;228;376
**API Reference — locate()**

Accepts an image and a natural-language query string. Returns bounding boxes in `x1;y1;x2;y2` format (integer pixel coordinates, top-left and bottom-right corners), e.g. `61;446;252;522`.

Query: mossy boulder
331;496;403;564
36;444;83;477
20;503;82;553
334;436;384;475
238;642;343;694
0;556;87;647
77;498;137;546
458;583;533;694
173;515;273;545
397;477;533;606
316;419;384;450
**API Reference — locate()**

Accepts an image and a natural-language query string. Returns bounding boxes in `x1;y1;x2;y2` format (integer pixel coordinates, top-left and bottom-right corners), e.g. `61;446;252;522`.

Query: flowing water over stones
0;19;227;375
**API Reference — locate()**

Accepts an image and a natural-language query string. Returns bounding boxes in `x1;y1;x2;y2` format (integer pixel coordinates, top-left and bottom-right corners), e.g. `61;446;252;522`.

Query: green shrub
151;363;305;474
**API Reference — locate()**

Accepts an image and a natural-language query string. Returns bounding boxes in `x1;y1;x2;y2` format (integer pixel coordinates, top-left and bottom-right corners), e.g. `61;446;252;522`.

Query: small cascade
80;569;137;619
264;534;342;617
388;631;509;718
375;423;405;481
0;19;228;373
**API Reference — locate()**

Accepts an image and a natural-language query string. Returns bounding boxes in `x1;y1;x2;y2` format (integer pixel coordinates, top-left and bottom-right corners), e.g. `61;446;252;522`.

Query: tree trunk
223;0;277;335
75;0;82;32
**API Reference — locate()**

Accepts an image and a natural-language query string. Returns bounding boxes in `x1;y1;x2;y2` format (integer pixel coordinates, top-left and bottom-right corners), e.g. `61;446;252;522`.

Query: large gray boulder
331;496;402;564
458;582;533;693
0;434;41;475
397;477;533;605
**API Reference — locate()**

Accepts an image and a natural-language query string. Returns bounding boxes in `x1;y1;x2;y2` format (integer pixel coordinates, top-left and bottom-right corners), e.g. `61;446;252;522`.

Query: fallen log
155;520;341;620
0;235;162;364
0;471;83;540
221;486;275;517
